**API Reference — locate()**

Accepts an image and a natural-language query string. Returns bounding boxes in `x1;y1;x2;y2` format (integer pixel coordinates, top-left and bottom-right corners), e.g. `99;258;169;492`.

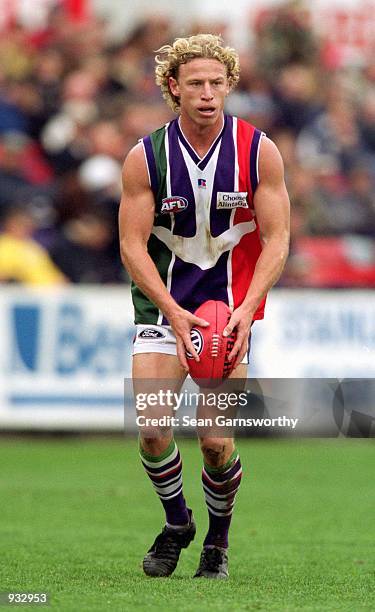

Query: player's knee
199;437;231;467
140;435;172;457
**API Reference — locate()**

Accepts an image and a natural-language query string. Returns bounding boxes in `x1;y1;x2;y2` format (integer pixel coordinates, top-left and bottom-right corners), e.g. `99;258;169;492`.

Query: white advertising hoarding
250;290;375;378
0;287;133;430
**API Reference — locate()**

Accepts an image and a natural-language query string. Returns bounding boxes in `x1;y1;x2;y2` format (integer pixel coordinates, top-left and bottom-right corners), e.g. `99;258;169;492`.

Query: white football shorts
133;324;250;365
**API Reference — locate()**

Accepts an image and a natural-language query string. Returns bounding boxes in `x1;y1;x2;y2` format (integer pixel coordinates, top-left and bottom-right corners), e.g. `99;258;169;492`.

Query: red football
187;300;237;388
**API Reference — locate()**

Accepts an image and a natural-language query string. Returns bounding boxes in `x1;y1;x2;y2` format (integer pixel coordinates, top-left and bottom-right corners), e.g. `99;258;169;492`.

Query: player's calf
200;445;242;549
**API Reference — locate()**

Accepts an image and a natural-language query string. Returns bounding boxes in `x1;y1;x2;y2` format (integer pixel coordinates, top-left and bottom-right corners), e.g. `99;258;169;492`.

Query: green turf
0;438;374;611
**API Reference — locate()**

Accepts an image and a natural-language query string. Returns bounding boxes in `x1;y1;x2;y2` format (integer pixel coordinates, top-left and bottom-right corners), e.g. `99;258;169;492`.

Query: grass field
0;437;374;611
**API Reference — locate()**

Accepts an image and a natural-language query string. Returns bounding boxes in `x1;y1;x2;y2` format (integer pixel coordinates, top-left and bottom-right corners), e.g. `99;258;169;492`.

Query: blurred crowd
0;2;374;287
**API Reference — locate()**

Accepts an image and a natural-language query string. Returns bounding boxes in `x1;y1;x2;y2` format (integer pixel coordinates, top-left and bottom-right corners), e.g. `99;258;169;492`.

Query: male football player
119;34;290;578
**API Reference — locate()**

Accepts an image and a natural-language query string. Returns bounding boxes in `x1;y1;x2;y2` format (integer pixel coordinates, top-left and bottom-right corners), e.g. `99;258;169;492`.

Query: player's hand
168;307;210;370
223;307;254;369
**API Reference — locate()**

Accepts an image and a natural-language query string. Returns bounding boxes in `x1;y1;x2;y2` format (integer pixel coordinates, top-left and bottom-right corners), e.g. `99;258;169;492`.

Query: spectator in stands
0;132;53;214
254;0;318;78
359;89;375;158
296;98;367;175
272;63;321;134
88;120;127;162
287;159;375;237
48;209;124;283
0;205;66;285
110;17;172;100
33;48;66;120
225;54;275;133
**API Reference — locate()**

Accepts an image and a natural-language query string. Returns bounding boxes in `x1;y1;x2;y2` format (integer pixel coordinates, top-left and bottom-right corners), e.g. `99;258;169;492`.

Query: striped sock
140;439;190;527
202;450;242;549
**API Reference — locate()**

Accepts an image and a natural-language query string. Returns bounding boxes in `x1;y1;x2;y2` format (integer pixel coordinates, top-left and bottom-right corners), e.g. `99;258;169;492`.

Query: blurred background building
0;0;374;430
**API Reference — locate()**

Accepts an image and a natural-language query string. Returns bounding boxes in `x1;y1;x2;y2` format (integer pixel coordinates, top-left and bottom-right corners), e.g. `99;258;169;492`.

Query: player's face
169;58;230;128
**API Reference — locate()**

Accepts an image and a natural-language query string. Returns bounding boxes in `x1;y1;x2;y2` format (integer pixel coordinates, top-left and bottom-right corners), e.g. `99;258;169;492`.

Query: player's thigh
133;353;186;449
133;352;186;380
228;363;247;380
132;352;186;416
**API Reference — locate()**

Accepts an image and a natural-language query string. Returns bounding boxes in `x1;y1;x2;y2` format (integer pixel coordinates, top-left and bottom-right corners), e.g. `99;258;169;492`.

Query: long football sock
140;439;190;527
202;449;242;549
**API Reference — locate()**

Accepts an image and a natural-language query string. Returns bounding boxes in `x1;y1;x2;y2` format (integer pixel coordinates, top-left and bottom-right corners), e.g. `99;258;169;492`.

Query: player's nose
201;82;214;100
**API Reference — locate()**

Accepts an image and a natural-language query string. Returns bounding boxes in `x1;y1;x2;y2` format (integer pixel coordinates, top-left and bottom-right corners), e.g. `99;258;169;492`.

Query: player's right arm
119;143;208;369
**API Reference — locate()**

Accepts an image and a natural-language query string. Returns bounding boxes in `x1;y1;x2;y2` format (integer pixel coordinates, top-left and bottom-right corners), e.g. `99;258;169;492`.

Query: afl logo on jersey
161;196;188;214
186;328;204;358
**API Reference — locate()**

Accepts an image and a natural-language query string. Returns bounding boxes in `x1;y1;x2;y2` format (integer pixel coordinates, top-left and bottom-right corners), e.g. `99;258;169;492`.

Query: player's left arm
224;136;290;367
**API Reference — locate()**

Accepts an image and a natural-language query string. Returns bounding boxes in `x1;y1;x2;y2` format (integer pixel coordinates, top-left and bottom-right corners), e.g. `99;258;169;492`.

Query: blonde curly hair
155;34;240;113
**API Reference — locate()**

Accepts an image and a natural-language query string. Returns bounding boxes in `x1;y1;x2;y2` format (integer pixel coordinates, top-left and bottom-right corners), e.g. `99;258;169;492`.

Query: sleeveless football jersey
132;115;266;324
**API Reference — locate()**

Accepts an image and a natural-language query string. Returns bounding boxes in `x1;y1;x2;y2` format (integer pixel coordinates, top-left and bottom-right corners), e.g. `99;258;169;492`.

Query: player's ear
169;76;180;97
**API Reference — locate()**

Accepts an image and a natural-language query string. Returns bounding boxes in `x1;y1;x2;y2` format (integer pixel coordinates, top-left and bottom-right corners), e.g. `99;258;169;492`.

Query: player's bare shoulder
119;141;155;241
253;134;290;246
258;136;286;185
122;142;150;196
